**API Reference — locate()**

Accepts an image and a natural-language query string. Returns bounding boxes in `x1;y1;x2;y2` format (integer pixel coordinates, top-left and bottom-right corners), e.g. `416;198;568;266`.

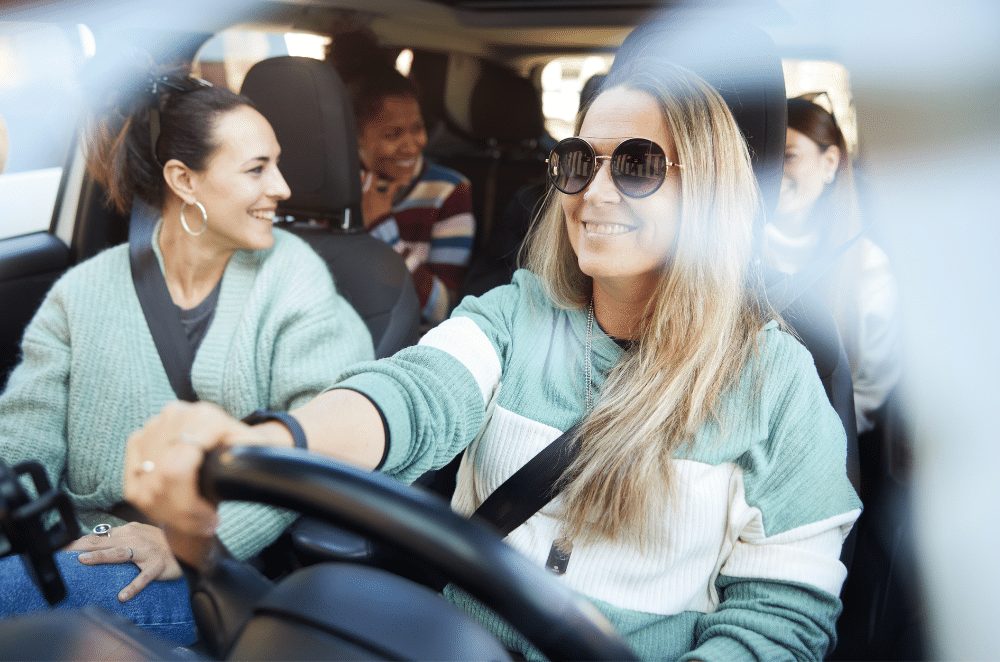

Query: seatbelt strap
472;421;582;539
764;227;866;312
127;198;198;402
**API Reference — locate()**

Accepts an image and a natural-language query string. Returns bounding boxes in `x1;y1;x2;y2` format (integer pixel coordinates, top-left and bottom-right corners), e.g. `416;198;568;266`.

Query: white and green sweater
0;226;374;559
335;269;861;661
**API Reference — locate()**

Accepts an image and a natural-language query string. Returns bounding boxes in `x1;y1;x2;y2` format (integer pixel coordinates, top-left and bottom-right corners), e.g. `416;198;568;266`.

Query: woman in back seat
328;30;475;327
769;96;901;434
0;71;372;643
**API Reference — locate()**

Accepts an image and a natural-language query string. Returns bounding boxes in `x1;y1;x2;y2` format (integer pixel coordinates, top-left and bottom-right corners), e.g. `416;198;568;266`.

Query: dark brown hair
787;97;848;176
325;28;420;130
84;72;253;215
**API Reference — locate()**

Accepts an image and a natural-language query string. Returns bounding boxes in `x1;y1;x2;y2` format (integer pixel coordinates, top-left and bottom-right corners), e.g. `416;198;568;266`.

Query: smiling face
561;86;681;300
357;94;427;184
188;105;290;252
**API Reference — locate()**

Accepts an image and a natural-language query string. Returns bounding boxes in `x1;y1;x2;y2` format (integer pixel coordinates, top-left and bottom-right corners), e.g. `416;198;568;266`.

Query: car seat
432;61;551;255
239;56;420;359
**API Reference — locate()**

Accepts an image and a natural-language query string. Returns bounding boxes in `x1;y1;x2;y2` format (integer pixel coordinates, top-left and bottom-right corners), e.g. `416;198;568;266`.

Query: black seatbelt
472;421;582;539
127;198;197;402
764;227;867;312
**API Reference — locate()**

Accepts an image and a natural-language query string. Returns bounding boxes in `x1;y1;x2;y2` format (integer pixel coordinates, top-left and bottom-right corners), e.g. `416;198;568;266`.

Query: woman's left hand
64;521;183;602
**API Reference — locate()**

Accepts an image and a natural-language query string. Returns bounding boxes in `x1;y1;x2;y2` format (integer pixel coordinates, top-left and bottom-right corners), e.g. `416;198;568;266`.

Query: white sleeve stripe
721;509;861;596
417;316;501;404
760;509;862;544
722;530;850;596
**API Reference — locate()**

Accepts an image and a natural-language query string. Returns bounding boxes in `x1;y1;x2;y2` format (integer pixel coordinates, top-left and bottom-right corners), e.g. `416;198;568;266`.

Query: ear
822;145;841;184
162;158;198;204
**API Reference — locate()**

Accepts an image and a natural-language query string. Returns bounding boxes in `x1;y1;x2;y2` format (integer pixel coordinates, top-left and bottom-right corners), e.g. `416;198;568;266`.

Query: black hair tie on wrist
242;409;308;450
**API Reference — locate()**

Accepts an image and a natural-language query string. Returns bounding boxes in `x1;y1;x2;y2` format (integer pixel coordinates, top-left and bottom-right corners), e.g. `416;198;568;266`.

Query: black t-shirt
177;280;221;356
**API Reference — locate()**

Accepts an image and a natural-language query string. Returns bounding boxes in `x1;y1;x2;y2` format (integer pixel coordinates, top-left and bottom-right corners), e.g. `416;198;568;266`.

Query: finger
117;563;162;602
77;546;134;566
63;535;114;552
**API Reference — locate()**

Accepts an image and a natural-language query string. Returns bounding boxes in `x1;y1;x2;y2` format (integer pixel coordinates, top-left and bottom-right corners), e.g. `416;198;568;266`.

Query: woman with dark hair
327;30;475;326
771;96;900;433
127;60;860;661
0;71;373;642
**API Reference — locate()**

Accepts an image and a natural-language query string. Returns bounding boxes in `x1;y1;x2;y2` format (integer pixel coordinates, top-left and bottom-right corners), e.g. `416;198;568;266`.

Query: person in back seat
0;70;373;644
128;59;861;661
327;30;475;327
769;96;901;433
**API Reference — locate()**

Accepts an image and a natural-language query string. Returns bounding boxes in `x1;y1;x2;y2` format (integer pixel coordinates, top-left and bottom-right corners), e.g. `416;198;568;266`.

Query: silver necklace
585;299;594;414
546;299;594;576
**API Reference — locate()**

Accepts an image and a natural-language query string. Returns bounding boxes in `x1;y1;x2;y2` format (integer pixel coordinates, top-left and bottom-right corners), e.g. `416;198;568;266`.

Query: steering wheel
196;445;638;662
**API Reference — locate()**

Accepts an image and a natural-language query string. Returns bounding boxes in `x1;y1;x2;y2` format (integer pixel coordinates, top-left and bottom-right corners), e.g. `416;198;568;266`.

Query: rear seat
428;60;551;257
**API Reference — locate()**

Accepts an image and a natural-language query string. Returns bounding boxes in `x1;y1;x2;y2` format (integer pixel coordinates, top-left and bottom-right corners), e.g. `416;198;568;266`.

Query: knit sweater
334;269;862;661
368;161;475;325
0;226;373;559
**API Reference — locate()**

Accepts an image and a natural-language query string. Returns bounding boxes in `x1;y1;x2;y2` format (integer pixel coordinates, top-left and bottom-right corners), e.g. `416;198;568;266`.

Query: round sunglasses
547;137;682;198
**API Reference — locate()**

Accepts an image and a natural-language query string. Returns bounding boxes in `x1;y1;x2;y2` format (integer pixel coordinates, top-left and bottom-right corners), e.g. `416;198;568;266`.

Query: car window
193;29;330;91
0;21;89;240
782;59;858;155
539;55;613;140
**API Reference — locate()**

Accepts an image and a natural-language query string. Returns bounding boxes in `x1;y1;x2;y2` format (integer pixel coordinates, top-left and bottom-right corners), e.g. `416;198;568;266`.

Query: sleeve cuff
328;371;414;473
678;635;756;662
331;386;391;471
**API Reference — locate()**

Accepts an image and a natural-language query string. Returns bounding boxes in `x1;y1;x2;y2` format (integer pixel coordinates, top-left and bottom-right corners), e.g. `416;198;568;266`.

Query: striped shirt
368;162;475;325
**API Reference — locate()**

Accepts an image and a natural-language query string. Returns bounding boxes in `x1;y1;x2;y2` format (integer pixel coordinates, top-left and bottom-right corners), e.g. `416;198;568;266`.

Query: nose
582;158;621;204
270;168;292;201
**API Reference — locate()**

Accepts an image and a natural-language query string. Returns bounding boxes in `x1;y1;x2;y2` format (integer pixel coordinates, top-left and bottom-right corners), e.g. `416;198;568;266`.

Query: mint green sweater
336;270;862;661
0;227;373;559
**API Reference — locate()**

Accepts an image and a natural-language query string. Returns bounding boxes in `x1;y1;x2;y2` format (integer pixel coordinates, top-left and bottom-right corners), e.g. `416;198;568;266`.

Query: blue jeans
0;551;196;645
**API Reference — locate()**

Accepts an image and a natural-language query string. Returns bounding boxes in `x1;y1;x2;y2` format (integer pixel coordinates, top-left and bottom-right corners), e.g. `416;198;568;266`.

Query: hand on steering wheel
124;401;246;542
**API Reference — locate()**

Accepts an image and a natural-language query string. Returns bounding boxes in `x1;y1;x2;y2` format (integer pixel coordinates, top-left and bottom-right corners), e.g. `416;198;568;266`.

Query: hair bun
326;27;393;83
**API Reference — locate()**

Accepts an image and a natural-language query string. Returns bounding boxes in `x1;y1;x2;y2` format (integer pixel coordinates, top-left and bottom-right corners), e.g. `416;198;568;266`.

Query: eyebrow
243;155;271;168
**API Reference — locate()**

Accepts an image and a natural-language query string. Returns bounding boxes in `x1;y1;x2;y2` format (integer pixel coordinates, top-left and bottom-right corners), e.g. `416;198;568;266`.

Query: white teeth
584;222;633;235
249;210;275;221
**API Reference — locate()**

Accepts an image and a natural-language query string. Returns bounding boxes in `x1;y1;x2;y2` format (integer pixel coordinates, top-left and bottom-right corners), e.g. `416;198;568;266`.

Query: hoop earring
180;201;208;236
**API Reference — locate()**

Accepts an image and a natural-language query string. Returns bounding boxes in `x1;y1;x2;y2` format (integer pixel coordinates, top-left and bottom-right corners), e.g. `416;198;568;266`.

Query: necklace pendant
545;539;573;575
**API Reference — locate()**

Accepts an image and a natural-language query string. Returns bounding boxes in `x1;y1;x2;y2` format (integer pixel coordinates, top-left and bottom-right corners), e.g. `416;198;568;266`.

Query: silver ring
141;460;155;473
126;547;134;561
92;523;112;537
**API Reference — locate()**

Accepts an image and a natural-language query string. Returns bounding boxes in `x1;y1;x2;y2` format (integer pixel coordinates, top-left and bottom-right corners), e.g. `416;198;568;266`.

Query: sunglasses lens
549;138;594;194
611;139;668;198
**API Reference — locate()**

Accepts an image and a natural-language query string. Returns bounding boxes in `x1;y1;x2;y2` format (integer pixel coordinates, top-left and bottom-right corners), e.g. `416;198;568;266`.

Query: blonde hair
524;60;773;547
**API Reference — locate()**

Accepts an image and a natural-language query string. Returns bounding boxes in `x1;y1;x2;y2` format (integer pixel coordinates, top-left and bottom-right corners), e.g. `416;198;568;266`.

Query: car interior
2;0;982;658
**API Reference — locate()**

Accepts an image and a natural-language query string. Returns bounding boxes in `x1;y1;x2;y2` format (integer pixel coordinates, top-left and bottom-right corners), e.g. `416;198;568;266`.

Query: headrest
469;63;545;144
613;17;787;215
240;56;363;231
